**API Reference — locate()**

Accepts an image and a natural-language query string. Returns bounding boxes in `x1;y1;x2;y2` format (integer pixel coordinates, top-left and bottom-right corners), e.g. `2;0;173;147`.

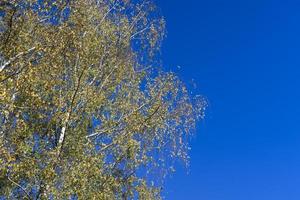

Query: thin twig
7;177;32;200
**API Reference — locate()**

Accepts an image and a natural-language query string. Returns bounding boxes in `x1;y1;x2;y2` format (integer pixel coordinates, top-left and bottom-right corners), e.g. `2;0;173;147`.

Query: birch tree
0;0;206;199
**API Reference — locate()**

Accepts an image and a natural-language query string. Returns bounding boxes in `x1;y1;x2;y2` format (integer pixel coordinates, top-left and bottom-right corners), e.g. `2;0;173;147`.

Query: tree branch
7;176;32;200
0;47;36;73
57;56;86;157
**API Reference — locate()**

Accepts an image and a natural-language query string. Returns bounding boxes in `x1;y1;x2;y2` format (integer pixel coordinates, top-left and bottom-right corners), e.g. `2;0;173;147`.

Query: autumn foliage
0;0;205;199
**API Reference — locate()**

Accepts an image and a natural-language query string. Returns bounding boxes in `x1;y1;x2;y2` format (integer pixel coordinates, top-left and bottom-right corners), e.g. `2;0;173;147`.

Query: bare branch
130;26;150;39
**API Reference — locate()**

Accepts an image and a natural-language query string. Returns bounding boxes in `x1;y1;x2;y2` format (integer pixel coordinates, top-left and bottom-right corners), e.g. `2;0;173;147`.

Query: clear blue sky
156;0;300;199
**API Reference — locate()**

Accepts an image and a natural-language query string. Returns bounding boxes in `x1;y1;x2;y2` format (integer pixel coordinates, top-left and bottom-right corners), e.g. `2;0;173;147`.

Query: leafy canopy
0;0;206;199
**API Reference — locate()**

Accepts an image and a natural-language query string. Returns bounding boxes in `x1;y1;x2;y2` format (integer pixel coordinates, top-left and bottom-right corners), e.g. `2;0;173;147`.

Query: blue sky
156;0;300;199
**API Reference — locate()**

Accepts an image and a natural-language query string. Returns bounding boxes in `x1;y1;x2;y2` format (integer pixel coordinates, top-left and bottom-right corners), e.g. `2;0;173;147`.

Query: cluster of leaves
0;0;206;199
